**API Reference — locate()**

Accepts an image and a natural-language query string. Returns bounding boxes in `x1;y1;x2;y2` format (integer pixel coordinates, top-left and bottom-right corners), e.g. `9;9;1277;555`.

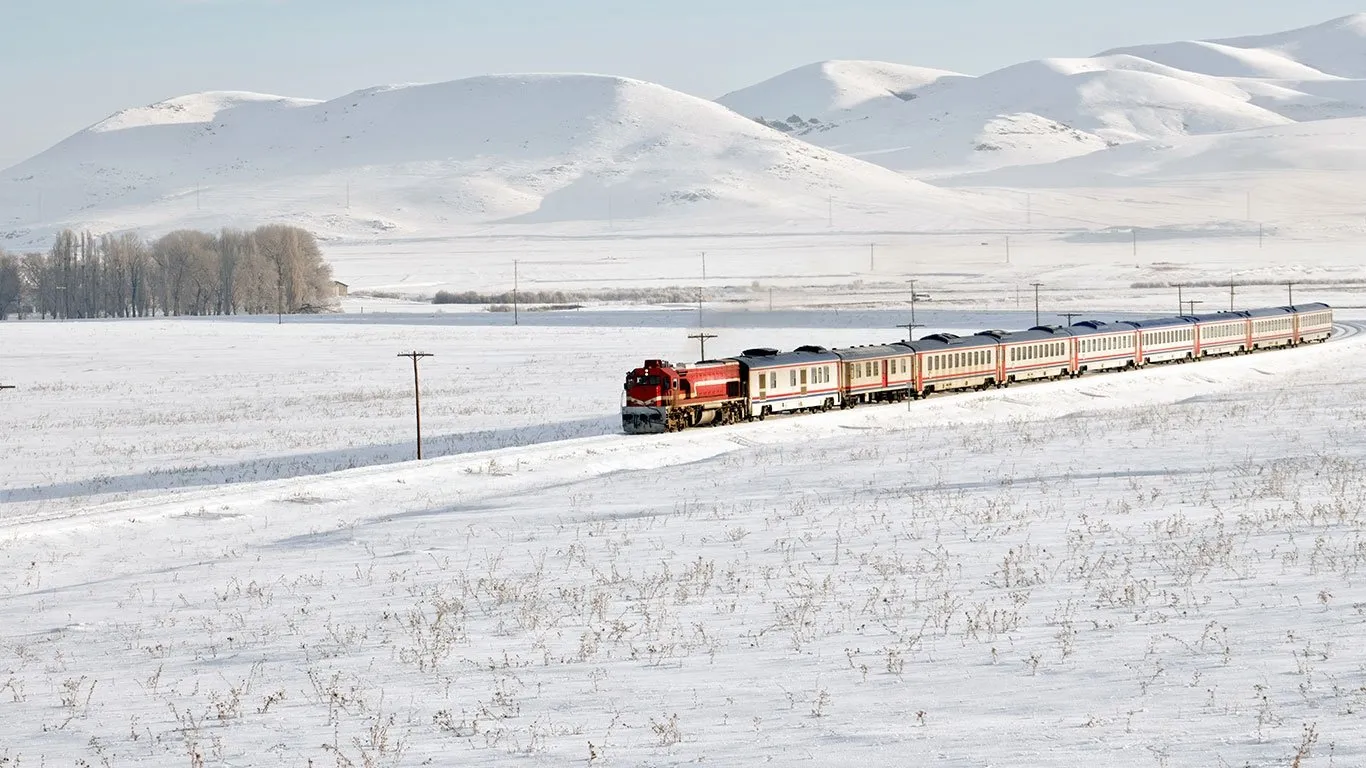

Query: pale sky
3;0;1364;168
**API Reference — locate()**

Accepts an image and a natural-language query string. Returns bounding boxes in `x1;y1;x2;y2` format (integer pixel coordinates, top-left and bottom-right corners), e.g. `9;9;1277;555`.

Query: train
620;302;1333;434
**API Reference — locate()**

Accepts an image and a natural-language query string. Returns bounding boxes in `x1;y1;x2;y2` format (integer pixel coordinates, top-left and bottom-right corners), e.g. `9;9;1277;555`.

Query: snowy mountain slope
717;15;1366;177
0;74;1004;245
714;60;966;123
937;117;1366;189
1210;12;1366;78
771;56;1294;176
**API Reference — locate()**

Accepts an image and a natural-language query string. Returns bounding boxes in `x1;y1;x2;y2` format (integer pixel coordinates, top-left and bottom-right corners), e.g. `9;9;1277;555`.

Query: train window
790;370;797;387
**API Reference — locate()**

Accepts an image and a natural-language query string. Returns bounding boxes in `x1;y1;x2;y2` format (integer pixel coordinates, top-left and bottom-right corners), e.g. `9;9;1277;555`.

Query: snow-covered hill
715;60;965;125
0;74;1003;247
720;14;1366;177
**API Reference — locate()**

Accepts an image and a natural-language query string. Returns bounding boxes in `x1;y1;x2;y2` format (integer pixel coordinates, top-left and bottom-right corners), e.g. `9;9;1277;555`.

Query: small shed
332;281;349;298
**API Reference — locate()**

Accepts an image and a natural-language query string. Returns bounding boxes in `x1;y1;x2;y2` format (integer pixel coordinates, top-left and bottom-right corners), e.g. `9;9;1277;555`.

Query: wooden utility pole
1030;282;1044;326
1177;284;1184;316
397;351;434;460
896;322;923;342
1058;312;1081;326
1287;282;1296;306
908;279;920;326
1184;299;1203;315
1229;279;1235;312
688;331;718;360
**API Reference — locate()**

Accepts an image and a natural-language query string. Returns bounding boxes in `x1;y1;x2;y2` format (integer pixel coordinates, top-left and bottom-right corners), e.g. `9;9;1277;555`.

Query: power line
397;351;434;460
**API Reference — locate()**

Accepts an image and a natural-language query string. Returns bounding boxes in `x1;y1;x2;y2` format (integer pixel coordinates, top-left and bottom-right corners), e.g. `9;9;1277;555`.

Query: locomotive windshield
630;375;663;386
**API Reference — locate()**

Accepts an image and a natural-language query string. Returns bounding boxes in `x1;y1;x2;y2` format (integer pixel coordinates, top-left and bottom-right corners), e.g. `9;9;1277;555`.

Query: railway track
1331;321;1366;341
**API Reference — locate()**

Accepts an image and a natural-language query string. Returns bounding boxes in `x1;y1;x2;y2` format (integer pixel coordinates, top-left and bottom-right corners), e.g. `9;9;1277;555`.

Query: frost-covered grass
1;317;1365;766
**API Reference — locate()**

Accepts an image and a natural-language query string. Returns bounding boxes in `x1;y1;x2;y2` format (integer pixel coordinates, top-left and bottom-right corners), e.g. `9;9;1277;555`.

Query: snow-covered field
8;11;1366;767
3;311;1365;766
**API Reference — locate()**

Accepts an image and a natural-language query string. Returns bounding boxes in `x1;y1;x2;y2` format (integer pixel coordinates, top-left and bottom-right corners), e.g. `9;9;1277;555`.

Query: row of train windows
1147;328;1192;345
1080;335;1132;353
1008;342;1064;362
930;349;993;371
852;358;909;378
759;366;833;390
1255;318;1293;332
1206;324;1240;339
1305;312;1330;326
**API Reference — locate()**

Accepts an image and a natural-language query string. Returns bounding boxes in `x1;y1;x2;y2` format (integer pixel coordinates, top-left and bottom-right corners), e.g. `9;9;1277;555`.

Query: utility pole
896;322;924;342
701;251;707;281
1005;235;1011;264
1030;282;1043;326
688;331;718;360
397;351;434;460
869;243;875;272
908;279;919;326
1229;280;1235;312
1058;312;1081;326
768;287;773;312
1132;227;1138;257
1176;284;1184;316
1184;299;1203;316
1287;282;1296;306
513;259;519;326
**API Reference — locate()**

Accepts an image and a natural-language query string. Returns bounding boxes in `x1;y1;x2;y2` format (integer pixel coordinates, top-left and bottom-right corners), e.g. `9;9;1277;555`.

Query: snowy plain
6;11;1366;767
3;311;1366;767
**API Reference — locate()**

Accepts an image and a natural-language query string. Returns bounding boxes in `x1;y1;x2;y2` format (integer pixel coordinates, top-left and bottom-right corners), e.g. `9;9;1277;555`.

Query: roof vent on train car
793;345;830;353
921;333;959;343
742;347;780;357
977;329;1008;338
1071;320;1106;329
1030;325;1064;333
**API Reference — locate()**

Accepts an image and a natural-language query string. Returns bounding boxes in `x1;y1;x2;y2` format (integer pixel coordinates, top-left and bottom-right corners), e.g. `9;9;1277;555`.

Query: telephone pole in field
1029;282;1044;326
896;322;923;342
397;351;434;460
1058;312;1081;326
688;331;718;360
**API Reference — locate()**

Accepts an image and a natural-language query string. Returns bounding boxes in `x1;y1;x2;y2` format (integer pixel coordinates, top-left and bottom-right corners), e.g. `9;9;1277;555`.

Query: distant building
332;281;349;298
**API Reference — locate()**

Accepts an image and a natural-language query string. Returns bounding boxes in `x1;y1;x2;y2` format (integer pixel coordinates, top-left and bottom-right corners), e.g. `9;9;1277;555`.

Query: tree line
0;225;337;320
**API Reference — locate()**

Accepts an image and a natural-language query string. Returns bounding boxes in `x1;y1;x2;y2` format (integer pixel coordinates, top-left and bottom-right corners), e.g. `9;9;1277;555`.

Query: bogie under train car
620;303;1333;434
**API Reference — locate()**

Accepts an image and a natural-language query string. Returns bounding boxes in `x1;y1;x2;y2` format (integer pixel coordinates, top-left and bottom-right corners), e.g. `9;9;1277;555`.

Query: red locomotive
622;358;747;433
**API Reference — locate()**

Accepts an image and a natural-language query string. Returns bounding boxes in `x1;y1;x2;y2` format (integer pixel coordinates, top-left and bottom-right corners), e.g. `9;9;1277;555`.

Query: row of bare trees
0;225;337;320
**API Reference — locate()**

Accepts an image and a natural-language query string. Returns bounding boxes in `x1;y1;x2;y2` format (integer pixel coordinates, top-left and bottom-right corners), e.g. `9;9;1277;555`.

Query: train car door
881;360;889;388
800;368;808;395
